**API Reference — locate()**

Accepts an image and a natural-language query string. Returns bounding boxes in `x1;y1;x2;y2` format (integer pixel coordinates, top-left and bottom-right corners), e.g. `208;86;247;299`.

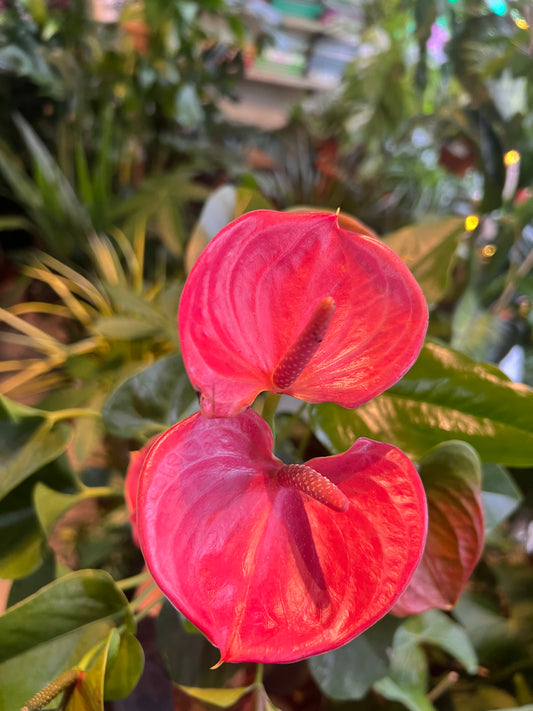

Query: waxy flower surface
179;210;428;417
138;410;427;664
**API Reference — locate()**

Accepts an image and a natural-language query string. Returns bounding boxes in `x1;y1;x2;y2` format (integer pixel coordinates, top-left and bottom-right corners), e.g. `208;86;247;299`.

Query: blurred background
1;2;533;710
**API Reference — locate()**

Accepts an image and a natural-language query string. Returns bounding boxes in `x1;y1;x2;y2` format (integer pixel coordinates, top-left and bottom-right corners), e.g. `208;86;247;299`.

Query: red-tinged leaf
178;210;428;417
137;410;427;664
394;441;484;616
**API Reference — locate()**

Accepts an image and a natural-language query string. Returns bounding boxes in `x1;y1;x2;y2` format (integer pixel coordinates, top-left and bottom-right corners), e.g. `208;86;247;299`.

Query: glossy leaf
0;394;71;500
102;353;197;439
394;441;484;615
311;340;533;466
103;629;144;700
179;210;428;417
384;217;464;305
308;615;401;700
0;570;134;709
138;409;427;664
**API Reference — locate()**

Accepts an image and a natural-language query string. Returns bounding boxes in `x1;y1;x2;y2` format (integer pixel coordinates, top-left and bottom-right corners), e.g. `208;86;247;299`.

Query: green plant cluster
1;0;533;710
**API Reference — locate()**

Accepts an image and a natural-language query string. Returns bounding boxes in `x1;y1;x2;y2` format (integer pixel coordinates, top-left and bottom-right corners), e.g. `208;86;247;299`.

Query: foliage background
1;0;533;709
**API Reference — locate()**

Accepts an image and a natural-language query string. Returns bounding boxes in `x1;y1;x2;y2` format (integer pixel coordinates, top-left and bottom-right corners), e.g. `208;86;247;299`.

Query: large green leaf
384;217;464;305
308;615;401;701
0;395;72;500
0;570;134;709
102;352;197;439
310;341;533;466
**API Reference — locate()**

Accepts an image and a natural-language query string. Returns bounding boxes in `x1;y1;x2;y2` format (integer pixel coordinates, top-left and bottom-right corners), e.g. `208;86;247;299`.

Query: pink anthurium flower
125;438;159;546
178;210;428;418
137;409;427;664
125;438;164;617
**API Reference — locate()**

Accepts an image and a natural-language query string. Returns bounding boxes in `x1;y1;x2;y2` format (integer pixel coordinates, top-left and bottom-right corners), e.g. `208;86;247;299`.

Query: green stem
117;571;151;590
128;580;158;611
133;594;164;624
81;485;124;499
254;663;264;685
48;408;102;423
261;393;281;435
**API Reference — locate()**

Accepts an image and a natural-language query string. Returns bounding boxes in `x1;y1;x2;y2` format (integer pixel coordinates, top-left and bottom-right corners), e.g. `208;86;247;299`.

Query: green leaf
374;676;436;711
102;353;197;439
33;482;119;539
394;441;484;615
308;615;401;700
384;217;464;305
0;395;72;500
0;457;76;579
373;611;477;711
103;629;144;700
310;341;533;466
0;570;134;709
481;464;523;535
399;610;478;674
452;592;523;666
178;685;253;708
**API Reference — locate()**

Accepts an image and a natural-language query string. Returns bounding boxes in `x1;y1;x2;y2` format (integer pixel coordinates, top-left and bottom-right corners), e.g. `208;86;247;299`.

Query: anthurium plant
0;206;532;711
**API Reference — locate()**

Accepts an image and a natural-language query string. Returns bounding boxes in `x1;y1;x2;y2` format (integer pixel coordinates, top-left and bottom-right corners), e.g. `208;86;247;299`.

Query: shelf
245;66;332;90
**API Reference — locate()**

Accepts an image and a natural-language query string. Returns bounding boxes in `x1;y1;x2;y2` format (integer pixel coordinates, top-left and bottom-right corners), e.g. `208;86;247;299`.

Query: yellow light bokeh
504;150;521;166
515;17;530;30
465;215;479;231
481;244;497;258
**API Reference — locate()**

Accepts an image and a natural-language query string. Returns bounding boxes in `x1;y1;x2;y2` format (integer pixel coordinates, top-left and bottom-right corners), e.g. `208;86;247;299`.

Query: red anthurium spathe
179;210;428;417
125;437;160;546
138;409;427;664
393;441;484;616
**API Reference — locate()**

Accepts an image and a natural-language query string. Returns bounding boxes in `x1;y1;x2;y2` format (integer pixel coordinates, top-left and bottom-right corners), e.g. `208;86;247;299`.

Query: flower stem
133;594;164;624
261;393;281;435
128;580;158;611
47;408;102;423
254;663;264;685
117;570;151;590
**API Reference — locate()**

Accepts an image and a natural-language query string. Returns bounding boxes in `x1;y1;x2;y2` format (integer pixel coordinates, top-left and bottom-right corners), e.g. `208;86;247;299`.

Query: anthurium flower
125;438;159;546
137;409;427;664
178;210;428;417
125;438;164;617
